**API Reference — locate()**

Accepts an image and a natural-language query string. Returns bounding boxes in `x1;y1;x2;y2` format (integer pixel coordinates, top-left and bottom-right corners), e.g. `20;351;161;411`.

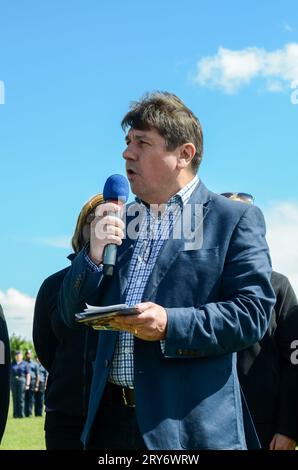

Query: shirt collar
135;175;199;209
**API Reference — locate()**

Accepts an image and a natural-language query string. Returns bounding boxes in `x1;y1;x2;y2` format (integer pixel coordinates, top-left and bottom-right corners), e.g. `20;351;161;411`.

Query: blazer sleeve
58;249;104;328
33;281;59;371
274;277;298;440
0;305;10;443
165;205;276;357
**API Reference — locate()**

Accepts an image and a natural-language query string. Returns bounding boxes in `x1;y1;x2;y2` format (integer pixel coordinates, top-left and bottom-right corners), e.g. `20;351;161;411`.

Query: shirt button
104;360;110;368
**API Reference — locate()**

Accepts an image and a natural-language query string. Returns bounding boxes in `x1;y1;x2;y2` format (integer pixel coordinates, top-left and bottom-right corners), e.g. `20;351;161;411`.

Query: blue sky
0;0;297;338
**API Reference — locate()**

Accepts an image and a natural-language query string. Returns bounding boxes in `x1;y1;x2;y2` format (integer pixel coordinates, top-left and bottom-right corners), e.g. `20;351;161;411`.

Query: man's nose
123;145;136;160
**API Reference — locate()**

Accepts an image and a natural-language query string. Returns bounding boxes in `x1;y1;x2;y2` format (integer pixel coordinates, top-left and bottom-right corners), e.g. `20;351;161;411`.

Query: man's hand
109;302;168;341
89;202;125;265
269;433;296;450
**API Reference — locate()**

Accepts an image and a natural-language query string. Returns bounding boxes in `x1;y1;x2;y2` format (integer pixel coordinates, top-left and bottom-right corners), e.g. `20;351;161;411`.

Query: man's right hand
89;202;125;265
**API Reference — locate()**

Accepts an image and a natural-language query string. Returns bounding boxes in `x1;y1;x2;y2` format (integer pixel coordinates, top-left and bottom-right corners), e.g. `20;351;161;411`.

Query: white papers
83;303;128;314
75;303;138;331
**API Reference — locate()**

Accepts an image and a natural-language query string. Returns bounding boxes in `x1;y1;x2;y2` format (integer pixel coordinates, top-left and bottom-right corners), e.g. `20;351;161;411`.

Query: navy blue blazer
59;180;275;450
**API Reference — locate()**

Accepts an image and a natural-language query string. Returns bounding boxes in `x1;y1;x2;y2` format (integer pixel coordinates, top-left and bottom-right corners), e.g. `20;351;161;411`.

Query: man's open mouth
127;169;137;176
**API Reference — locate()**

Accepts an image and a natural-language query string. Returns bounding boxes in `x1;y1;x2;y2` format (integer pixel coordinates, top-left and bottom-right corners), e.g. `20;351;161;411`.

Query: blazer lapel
117;240;135;297
142;180;213;301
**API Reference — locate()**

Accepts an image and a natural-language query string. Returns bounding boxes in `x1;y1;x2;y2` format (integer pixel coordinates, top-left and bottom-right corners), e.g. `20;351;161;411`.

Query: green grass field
0;396;46;450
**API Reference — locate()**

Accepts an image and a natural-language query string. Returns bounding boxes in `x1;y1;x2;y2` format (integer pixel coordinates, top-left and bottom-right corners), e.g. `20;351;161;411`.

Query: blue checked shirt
86;176;199;387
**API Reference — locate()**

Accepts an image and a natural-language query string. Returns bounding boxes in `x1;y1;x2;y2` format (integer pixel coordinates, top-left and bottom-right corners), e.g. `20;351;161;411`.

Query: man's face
123;128;182;204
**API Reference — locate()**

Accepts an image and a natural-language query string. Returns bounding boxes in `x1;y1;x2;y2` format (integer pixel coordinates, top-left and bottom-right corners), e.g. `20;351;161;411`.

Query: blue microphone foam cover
103;174;129;203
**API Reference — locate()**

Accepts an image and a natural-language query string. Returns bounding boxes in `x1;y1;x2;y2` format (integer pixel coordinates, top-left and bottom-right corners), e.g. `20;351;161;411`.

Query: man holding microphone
59;91;275;450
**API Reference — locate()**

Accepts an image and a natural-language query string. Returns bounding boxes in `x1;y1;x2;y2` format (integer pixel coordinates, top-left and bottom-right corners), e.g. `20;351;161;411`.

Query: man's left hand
109;302;167;341
269;433;296;450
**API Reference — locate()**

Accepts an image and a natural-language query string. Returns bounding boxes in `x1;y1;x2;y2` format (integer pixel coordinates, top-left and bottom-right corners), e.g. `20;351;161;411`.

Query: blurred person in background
33;194;103;449
221;192;298;450
34;358;48;417
0;305;10;441
24;349;39;417
10;350;30;419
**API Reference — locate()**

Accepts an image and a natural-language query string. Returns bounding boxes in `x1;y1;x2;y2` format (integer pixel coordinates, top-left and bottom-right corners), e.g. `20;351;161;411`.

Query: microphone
102;174;129;276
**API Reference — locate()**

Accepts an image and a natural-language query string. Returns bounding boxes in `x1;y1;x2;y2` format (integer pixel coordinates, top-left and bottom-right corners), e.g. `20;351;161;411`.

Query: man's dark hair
121;91;203;173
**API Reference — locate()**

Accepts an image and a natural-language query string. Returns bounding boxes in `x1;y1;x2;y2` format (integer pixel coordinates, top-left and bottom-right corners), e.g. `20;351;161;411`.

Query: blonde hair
71;193;104;253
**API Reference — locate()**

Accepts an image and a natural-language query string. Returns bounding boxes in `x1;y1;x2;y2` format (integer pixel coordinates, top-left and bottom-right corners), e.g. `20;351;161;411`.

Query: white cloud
0;288;35;340
194;43;298;93
266;80;285;92
36;236;71;249
264;202;298;296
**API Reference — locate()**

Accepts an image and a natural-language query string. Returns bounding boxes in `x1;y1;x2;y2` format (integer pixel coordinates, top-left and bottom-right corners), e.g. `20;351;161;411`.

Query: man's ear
177;143;196;170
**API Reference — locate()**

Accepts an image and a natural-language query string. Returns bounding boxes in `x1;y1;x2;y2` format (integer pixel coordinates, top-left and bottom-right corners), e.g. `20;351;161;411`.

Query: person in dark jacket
33;193;103;449
10;351;30;418
34;358;48;417
222;192;298;450
0;305;10;442
238;272;298;450
24;349;39;417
